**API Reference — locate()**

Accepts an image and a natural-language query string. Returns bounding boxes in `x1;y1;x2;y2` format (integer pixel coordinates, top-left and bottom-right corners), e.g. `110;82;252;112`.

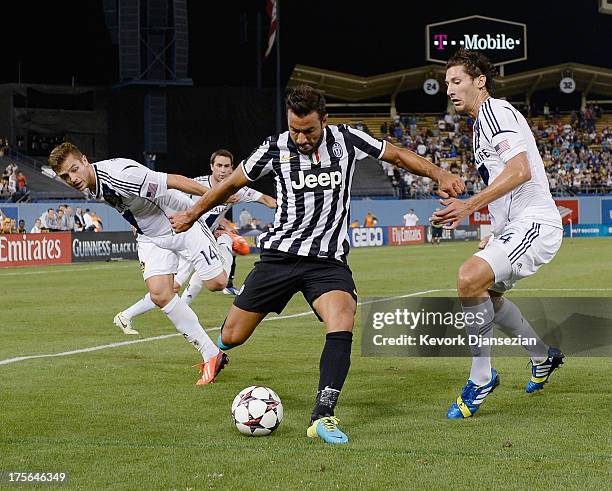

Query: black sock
227;257;237;288
311;331;353;423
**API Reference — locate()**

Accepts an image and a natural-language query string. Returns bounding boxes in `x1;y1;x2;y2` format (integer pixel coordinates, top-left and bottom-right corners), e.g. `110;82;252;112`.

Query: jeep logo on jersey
290;166;343;192
426;16;527;66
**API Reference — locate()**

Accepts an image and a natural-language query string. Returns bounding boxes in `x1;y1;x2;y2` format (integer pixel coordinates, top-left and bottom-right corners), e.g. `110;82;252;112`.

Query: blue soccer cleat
526;347;565;393
307;416;348;444
447;368;500;419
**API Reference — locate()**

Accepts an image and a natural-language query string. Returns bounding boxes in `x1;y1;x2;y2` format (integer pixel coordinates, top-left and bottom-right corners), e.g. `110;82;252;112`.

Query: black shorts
233;250;357;320
432;226;443;238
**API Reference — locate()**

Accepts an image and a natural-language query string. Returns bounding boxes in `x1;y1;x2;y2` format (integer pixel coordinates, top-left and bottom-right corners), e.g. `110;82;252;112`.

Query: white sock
216;234;234;277
494;298;549;365
181;274;203;305
123;293;156;319
462;298;495;386
161;295;219;361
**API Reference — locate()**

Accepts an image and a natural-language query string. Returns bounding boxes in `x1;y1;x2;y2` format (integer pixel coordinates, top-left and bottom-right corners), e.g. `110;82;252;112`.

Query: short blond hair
49;143;83;173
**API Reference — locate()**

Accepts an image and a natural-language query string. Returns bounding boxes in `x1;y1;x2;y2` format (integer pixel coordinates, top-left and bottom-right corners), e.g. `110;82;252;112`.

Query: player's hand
169;210;196;233
226;194;241;204
432;197;474;229
479;234;492;250
436;170;465;199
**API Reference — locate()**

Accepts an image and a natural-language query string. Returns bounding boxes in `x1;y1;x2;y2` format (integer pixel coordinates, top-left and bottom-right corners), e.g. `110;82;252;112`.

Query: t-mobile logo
433;34;448;50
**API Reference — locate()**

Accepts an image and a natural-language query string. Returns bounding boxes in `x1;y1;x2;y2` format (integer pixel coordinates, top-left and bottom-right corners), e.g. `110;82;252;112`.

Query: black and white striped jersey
189;175;263;230
242;124;386;261
90;158;194;237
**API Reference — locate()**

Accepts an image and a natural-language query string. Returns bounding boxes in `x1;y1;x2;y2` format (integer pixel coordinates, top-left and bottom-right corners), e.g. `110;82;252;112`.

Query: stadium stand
1;149;85;202
329;108;611;198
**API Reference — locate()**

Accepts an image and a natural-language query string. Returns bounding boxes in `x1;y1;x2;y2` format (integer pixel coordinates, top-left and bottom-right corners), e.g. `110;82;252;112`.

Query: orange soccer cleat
230;233;251;256
196;351;229;385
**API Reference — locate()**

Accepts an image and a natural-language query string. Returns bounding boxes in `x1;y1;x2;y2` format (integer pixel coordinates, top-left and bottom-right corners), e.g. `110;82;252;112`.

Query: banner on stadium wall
71;232;138;262
0;206;19;222
351;227;387;248
388;226;425;245
0;232;72;267
426;225;480;242
555;199;579;224
601;199;612;225
469;206;491;225
563;224;612;238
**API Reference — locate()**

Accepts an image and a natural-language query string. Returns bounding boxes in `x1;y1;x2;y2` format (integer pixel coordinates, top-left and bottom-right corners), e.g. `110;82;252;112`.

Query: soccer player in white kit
48;143;229;385
115;149;276;328
434;50;565;419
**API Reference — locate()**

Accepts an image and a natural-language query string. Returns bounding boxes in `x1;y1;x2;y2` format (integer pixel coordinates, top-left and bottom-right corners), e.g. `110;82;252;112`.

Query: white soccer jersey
191;175;263;229
473;98;562;235
90;158;196;237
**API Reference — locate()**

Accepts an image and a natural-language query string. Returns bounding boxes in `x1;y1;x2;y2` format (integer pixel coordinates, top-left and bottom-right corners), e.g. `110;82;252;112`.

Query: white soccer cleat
113;312;139;335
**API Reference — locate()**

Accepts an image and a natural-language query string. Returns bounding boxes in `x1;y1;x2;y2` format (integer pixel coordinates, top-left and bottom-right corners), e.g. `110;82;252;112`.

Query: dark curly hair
446;49;498;95
286;84;327;121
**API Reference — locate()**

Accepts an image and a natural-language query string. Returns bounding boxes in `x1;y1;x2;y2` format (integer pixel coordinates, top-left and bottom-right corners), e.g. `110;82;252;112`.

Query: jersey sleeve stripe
347;127;384;158
96;171;142;193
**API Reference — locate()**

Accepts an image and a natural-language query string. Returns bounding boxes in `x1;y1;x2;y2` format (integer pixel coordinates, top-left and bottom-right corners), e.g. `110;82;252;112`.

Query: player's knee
457;264;483;298
205;275;227;292
150;290;174;308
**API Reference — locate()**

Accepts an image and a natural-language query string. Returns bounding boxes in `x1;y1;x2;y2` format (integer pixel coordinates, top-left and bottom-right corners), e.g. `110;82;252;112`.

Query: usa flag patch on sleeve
145;182;158;197
494;140;510;154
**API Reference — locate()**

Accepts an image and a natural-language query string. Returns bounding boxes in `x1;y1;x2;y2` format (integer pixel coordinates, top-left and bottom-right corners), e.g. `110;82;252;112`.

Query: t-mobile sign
426;15;527;66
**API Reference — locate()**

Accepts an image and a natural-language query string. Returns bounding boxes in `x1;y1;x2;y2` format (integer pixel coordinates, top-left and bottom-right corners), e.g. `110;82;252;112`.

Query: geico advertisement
72;232;138;262
0;232;72;267
351;227;386;248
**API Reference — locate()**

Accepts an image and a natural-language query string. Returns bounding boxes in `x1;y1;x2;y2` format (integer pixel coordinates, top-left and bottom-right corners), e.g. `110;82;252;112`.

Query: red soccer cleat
196;351;229;385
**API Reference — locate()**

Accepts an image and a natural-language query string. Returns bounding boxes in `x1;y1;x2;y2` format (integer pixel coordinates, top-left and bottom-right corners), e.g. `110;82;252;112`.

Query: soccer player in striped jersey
170;84;464;443
49;143;230;385
434;50;565;419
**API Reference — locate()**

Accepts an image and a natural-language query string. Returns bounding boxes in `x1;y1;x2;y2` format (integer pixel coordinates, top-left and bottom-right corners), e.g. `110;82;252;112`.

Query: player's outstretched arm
433;152;531;229
170;166;250;232
381;142;464;198
258;195;277;208
167;174;210;196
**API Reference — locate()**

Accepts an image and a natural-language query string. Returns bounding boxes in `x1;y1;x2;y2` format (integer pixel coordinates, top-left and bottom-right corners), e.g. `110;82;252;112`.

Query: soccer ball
231;386;283;436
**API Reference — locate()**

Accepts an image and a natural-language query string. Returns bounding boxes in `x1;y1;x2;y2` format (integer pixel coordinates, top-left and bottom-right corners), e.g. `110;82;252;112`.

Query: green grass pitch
1;238;611;489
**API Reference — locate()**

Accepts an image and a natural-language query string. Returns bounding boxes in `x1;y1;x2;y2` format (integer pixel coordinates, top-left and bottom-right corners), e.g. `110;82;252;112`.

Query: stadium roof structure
288;63;612;102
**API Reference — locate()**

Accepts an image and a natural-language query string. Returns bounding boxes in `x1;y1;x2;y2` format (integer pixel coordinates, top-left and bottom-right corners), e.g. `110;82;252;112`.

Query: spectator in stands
363;211;378;227
239;208;252;229
83;208;95;231
40;208;58;231
90;211;103;232
74;207;85;231
17;219;26;233
403;209;419;226
57;208;69;231
0;176;8;196
380;121;389;136
350;219;360;228
30;218;43;233
15;171;27;195
1;218;13;234
64;205;75;231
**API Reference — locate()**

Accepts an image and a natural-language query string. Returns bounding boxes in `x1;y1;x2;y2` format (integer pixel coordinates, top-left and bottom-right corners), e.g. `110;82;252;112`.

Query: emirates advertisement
0;233;72;268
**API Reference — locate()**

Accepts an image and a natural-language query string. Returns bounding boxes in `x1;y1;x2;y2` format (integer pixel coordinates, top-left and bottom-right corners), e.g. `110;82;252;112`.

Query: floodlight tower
103;0;192;168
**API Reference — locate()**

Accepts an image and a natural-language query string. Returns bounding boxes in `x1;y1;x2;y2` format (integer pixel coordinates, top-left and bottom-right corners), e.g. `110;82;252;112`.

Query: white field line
1;287;610;366
0;263;135;276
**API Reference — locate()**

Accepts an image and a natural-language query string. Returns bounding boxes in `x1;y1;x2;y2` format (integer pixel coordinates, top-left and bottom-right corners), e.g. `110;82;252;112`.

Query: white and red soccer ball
231;386;283;436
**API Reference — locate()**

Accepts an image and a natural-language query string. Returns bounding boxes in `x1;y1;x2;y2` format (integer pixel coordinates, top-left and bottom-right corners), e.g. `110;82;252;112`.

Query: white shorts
137;239;179;281
474;220;563;293
138;222;224;282
175;256;194;286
